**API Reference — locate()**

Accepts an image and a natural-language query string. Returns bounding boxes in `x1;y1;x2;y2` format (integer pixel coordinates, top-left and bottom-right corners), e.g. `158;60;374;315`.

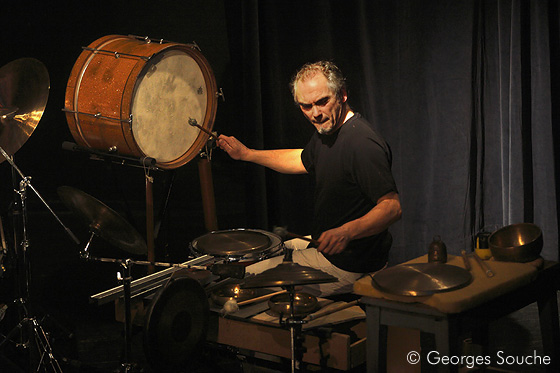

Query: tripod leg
0;317;27;349
29;318;63;373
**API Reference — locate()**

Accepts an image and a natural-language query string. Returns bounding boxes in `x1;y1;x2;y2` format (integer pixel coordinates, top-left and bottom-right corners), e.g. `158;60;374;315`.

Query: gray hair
290;61;347;103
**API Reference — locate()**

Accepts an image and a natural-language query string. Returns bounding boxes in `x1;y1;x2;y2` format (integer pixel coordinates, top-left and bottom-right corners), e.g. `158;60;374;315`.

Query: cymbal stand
0;146;79;372
281;285;307;373
79;235;138;373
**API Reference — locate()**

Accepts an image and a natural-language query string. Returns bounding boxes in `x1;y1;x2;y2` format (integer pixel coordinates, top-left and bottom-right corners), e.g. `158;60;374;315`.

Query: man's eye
300;104;312;110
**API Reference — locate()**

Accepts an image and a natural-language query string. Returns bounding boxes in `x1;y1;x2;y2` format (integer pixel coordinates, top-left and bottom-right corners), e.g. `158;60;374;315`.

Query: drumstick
272;226;321;246
188;117;216;139
237;289;287;306
303;300;359;321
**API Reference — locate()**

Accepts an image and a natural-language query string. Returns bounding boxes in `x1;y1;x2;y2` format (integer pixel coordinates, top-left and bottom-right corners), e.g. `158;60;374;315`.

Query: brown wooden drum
64;35;218;169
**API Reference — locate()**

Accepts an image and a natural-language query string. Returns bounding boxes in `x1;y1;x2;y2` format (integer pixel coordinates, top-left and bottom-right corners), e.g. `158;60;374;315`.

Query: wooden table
354;255;560;372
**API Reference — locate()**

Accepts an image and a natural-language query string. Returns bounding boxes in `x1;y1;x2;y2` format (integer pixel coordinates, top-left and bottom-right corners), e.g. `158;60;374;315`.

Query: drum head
132;49;211;164
143;276;209;371
192;229;273;257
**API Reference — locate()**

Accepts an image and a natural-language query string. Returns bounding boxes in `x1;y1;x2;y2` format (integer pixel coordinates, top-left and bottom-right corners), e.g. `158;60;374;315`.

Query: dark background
1;0;560;369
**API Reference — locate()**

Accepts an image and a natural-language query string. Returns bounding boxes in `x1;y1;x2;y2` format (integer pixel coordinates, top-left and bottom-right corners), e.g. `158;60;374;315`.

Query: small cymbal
242;261;338;288
0;58;50;163
57;186;147;255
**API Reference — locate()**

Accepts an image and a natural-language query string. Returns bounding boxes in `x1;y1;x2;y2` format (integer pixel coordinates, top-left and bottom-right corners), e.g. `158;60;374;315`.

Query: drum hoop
128;44;218;168
191;229;282;259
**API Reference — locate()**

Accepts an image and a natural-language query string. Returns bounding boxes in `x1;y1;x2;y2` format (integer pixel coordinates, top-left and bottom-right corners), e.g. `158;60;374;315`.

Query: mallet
272;226;321;246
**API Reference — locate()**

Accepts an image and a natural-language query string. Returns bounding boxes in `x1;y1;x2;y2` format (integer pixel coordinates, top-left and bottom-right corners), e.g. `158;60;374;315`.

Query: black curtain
224;0;560;263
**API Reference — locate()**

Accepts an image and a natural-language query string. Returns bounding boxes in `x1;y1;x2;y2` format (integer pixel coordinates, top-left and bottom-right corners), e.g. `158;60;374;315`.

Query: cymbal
0;58;50;163
193;229;272;256
242;261;338;288
57;186;147;255
371;263;472;296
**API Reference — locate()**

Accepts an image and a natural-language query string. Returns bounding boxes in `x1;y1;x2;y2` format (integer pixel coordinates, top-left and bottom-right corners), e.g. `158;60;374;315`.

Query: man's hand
316;192;402;256
217;135;250;161
316;226;351;255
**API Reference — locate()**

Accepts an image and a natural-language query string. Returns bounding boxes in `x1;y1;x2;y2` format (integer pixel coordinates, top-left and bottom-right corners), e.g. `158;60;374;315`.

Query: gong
143;276;209;371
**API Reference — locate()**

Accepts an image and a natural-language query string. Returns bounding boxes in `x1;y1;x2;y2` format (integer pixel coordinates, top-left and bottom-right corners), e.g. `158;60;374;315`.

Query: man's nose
311;105;321;117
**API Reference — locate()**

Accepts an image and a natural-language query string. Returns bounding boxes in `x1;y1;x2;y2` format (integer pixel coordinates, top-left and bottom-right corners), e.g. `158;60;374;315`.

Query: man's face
295;73;346;135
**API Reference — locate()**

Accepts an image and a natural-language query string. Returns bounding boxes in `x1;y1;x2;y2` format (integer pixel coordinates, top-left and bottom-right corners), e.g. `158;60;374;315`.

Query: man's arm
317;192;402;255
217;135;307;174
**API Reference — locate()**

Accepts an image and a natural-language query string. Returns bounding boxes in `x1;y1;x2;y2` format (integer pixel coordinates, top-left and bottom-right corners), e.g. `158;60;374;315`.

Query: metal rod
0;145;81;245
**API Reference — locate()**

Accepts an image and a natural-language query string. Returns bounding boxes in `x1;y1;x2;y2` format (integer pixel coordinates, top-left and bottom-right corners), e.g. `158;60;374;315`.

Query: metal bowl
211;284;270;306
267;292;319;317
489;223;543;262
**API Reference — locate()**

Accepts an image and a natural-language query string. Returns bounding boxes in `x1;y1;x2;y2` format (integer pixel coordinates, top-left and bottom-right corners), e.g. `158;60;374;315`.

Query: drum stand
0;147;80;372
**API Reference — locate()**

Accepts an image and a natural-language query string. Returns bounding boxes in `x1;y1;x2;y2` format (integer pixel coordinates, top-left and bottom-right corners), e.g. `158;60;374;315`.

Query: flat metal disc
371;263;472;296
57;186;147;255
242;261;338;288
0;58;49;162
193;229;272;256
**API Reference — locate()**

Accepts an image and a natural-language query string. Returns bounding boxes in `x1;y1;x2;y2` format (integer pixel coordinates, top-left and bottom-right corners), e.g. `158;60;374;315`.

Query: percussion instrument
0;58;49;163
371;262;472;296
241;261;338;289
64;35;218;169
57;186;147;255
190;229;283;263
143;275;209;371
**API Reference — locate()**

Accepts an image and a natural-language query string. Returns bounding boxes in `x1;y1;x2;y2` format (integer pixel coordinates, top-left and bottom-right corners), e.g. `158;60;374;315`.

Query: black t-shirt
301;113;398;273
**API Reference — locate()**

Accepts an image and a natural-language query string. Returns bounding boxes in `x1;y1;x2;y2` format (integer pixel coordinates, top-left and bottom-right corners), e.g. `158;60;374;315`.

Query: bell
428;235;447;263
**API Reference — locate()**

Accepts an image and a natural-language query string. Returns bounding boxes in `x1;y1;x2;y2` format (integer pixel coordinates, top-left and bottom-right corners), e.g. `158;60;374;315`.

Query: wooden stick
285;232;321;246
461;250;471;271
237;289;287;307
303;300;359;321
469;253;495;277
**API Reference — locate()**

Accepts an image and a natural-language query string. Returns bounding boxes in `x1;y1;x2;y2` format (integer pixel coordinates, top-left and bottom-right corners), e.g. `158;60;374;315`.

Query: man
217;61;401;296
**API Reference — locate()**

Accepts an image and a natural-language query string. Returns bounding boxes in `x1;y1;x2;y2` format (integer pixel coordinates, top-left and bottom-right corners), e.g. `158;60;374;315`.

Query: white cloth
246;238;365;297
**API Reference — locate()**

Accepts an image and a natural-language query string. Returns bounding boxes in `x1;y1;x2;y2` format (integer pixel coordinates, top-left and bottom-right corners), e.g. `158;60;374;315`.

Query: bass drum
64;35;218;169
143;275;209;371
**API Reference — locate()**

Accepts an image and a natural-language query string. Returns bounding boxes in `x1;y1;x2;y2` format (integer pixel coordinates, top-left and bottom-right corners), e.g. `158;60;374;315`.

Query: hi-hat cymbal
57;186;147;255
0;58;49;163
242;261;338;288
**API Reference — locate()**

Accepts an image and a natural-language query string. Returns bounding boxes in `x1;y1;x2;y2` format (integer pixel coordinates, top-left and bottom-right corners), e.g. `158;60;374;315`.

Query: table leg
537;290;560;372
367;306;381;373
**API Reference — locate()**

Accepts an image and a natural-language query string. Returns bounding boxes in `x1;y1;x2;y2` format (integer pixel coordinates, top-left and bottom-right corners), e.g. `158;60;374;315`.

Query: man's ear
341;89;348;103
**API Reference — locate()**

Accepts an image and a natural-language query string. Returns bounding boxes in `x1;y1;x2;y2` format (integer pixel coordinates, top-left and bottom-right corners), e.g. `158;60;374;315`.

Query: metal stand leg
119;259;135;373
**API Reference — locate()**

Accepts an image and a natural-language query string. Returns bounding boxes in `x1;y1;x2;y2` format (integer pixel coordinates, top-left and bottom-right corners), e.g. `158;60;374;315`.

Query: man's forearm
245;148;307;174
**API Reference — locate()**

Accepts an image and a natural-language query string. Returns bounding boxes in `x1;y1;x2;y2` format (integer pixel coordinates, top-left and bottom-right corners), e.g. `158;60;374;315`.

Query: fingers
316;230;350;255
216;135;246;161
217;134;232;149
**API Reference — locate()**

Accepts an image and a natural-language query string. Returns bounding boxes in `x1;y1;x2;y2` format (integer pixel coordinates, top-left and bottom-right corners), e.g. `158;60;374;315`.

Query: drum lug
216;88;225;102
189;41;201;51
128;34;170;45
